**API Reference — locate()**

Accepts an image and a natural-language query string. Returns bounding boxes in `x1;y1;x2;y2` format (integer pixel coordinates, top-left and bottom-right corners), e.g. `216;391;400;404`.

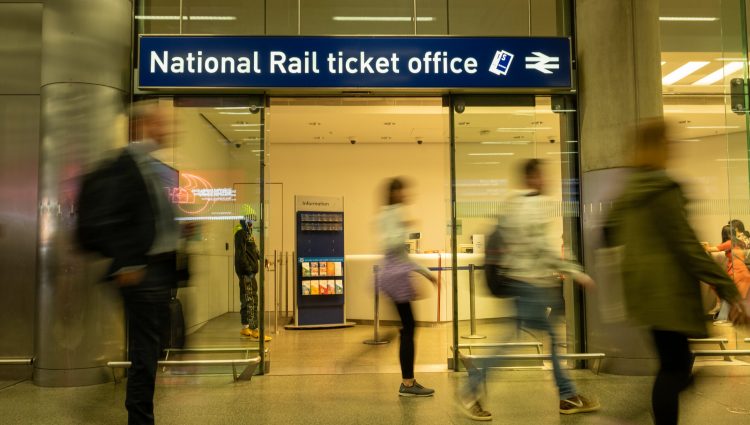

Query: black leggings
651;329;694;425
395;302;416;380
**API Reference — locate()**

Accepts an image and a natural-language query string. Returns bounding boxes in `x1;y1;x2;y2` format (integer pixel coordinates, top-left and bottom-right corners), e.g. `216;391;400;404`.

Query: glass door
449;94;581;370
659;0;750;351
140;95;268;372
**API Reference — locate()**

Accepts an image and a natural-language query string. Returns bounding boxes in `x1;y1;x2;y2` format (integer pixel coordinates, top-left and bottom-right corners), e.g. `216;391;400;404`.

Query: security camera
417;140;423;145
454;100;466;114
350;139;357;145
235;143;241;148
249;105;261;114
549;139;556;144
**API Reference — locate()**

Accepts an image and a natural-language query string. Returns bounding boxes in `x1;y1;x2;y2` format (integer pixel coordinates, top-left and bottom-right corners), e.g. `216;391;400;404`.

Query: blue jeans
461;279;577;404
716;300;730;321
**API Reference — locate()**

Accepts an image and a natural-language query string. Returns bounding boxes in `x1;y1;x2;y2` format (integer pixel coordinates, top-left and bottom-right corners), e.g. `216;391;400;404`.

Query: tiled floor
3;368;750;424
4;314;750;424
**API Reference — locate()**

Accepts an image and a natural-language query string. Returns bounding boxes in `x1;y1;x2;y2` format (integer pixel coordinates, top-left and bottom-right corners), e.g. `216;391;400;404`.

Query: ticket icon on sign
489;50;514;76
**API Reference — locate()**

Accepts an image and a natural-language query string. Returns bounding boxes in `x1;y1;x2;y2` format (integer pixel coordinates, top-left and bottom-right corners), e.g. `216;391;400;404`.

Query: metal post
364;265;389;345
285;251;290;319
462;264;486;339
273;250;278;334
292;251;297;324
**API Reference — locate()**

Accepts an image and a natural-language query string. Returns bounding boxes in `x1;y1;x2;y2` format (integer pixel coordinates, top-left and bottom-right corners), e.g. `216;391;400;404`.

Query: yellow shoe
250;329;272;342
240;327;253;336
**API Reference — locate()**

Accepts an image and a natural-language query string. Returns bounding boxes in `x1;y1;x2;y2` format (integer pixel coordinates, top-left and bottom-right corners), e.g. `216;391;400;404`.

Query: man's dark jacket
80;149;157;277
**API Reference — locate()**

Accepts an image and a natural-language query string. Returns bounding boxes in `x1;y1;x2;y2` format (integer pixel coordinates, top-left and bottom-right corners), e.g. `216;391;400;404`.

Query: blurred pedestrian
459;159;599;421
703;223;750;325
605;118;746;425
78;101;179;425
377;177;437;397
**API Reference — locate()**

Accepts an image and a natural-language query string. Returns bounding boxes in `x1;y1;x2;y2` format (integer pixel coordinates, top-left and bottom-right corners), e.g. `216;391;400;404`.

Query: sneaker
250;329;272;342
462;401;492;421
559;395;600;415
713;320;733;327
398;381;434;397
240;327;253;336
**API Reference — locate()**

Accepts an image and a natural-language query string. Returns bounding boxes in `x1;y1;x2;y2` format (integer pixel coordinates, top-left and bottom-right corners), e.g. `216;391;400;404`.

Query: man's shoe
250;329;272;342
462;401;492;421
713;320;733;327
240;328;253;336
559;395;600;414
398;381;434;397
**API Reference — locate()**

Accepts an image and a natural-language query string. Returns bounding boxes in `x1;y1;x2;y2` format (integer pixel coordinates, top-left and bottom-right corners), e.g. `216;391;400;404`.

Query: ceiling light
468;153;515;156
471;162;501;165
677;139;701;142
548;152;577;155
659;17;719;22
495;127;551;132
686;125;739;129
480;141;530;145
220;112;254;115
215;107;250;110
664;109;686;113
661;61;667;66
234;129;260;132
332;16;435;22
231;123;262;127
715;57;746;61
134;15;180;20
662;61;710;85
692;61;744;85
134;15;238;21
189;16;238;21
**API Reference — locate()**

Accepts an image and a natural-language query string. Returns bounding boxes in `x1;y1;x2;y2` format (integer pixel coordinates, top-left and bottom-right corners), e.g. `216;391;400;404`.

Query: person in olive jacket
234;217;270;341
604;118;745;425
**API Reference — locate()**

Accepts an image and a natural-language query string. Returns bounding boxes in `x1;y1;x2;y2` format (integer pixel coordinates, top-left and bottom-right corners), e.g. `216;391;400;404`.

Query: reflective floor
3;313;750;424
3;368;750;424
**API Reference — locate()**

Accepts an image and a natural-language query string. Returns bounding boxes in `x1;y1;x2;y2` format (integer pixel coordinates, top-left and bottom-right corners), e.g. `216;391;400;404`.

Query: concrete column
34;0;133;386
576;0;663;375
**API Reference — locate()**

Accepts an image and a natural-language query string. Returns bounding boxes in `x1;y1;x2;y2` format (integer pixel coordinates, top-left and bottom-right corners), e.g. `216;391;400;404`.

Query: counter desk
343;253;515;324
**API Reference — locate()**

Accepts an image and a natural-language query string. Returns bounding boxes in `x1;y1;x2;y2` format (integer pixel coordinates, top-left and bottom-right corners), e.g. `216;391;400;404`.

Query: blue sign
138;36;571;89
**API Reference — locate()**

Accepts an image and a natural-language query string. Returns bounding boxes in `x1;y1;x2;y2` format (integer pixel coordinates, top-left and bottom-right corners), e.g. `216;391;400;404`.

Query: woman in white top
377;178;436;397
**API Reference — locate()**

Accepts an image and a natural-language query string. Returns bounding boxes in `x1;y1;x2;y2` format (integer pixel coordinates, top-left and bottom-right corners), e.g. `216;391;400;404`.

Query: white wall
269;142;451;255
670;131;750;244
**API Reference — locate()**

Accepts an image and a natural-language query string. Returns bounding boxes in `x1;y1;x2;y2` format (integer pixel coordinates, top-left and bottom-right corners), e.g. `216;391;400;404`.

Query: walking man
82;101;179;424
460;159;599;420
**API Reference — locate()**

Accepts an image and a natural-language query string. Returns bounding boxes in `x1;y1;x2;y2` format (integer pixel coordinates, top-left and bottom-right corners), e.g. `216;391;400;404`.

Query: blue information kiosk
287;196;353;329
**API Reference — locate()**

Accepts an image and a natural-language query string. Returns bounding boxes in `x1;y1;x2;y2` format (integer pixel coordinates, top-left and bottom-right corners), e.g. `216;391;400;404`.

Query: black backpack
484;223;514;297
75;156;119;256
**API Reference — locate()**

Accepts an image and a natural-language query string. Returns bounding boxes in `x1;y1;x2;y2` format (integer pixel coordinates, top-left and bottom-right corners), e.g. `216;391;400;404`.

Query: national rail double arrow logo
525;52;560;74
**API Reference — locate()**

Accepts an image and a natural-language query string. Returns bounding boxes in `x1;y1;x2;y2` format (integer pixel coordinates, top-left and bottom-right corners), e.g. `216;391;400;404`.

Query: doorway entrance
142;93;581;376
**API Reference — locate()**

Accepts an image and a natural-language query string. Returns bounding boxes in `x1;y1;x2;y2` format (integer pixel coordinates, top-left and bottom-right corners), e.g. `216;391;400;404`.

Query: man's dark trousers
120;259;172;425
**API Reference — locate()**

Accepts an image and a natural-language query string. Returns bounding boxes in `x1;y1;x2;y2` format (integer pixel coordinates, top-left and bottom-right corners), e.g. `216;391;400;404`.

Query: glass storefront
134;0;580;375
659;0;750;348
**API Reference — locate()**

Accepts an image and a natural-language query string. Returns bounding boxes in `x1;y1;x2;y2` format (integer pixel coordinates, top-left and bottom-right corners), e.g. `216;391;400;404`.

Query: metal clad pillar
576;0;663;375
34;0;133;386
